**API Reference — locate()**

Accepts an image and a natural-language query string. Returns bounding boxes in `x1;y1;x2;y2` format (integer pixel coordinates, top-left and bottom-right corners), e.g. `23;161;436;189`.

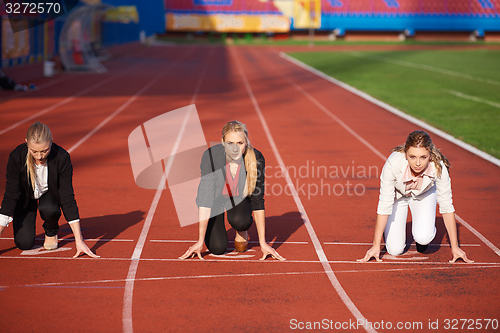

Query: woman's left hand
260;243;286;261
74;239;100;258
449;247;473;263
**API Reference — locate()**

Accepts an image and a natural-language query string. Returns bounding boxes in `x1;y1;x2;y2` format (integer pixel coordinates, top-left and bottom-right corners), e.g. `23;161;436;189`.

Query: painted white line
1;237;134;242
20;245;72;256
123;46;210;333
323;242;481;247
280;52;500;168
3;264;499;291
0;64;141;137
280;52;500;258
455;215;500;257
232;48;376;333
446;89;500;108
1;255;498;266
149;239;309;244
290;80;387;161
209;249;256;259
349;51;500;87
68;64;177;154
123;105;192;333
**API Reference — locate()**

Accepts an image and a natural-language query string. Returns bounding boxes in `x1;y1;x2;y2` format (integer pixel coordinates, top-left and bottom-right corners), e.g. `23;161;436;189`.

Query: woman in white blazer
358;130;472;263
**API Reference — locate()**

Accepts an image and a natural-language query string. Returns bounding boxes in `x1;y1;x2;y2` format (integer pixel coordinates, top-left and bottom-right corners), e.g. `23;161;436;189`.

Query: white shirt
33;161;49;199
377;152;454;215
0;161;79;227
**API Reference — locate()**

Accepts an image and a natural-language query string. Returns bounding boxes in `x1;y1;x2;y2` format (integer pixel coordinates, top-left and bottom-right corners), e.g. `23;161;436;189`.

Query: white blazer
377;152;454;215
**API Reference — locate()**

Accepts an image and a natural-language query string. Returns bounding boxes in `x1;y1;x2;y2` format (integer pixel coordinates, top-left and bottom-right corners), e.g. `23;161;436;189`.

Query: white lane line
455;215;500;257
123;46;211;333
323;242;480;247
3;264;499;290
280;52;500;168
446;89;500;109
290;80;387;161
1;237;134;242
280;53;500;258
1;255;498;265
123;101;192;333
68;61;178;154
349;51;500;87
0;64;142;137
232;48;376;333
149;239;309;244
20;246;72;255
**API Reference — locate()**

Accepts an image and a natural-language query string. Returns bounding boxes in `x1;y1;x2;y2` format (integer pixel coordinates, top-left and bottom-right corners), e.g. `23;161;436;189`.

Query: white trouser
384;185;437;255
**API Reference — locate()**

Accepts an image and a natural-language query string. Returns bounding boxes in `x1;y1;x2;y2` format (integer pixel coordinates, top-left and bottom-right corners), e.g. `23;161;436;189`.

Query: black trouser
13;192;61;250
205;197;253;255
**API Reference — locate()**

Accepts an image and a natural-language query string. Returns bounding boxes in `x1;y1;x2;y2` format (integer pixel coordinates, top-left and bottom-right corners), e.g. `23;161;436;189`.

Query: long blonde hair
221;121;258;196
392;130;450;177
26;122;52;192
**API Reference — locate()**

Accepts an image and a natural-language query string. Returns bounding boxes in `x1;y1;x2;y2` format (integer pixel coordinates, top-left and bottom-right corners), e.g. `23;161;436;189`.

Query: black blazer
0;142;79;221
196;144;265;211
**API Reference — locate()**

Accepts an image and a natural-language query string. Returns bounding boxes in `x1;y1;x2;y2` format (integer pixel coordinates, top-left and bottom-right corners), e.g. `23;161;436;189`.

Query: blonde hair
221;121;258;196
392;130;450;177
26;122;52;192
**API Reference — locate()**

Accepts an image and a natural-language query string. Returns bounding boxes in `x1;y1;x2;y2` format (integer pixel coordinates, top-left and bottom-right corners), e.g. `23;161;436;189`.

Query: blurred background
1;0;499;83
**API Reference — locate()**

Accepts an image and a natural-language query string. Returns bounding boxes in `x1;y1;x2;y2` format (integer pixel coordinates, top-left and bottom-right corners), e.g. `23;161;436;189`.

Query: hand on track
179;242;204;260
449;247;474;263
260;243;286;261
74;240;100;258
357;245;382;262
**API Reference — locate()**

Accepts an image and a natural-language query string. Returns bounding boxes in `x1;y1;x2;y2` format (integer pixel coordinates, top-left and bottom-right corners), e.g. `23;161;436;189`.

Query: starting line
1;264;499;291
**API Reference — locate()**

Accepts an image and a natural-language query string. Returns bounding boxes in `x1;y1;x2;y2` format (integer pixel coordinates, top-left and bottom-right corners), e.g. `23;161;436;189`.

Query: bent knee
413;232;435;247
207;244;227;255
385;243;405;256
15;238;35;250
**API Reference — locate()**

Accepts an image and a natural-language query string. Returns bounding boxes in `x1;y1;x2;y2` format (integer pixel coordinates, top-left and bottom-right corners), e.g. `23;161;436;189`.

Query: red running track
0;42;499;333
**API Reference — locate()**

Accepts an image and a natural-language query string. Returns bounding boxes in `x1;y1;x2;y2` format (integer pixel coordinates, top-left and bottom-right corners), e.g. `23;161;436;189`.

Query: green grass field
287;49;500;159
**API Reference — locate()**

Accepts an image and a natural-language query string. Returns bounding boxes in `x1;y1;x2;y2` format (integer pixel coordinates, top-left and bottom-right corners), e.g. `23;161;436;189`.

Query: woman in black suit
0;122;98;258
180;120;285;261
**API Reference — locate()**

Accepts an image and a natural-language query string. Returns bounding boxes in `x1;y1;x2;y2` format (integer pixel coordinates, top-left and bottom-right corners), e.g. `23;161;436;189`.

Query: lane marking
445;89;500;108
290;80;387;161
209;249;256;259
232;48;376;333
349;51;500;87
323;242;481;247
455;215;500;257
149;239;309;244
20;245;72;256
3;237;134;242
123;102;192;333
123;46;212;333
0;63;143;137
1;255;498;265
2;264;498;290
280;52;500;167
280;53;500;258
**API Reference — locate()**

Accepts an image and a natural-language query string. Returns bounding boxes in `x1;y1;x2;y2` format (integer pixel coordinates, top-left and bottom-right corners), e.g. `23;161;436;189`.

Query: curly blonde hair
392;130;450;177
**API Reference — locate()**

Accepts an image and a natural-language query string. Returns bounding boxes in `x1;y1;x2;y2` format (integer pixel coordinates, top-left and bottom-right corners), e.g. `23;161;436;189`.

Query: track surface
0;43;499;332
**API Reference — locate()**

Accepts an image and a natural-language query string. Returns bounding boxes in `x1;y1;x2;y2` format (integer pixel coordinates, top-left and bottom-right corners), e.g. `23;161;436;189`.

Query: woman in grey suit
180;120;284;261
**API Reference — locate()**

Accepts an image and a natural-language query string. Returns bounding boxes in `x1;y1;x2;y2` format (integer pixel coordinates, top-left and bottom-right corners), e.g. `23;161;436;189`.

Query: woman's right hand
357;245;382;262
179;241;205;260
